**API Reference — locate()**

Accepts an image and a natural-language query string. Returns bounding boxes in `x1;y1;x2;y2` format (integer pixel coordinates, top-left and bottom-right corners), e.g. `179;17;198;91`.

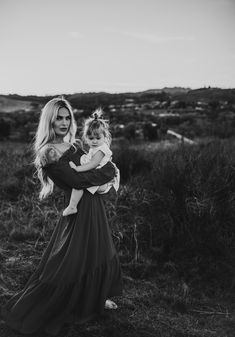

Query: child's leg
97;183;108;193
63;189;84;216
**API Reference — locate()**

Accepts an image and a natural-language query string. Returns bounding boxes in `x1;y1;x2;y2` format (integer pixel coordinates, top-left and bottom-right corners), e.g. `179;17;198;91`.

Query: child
63;109;120;216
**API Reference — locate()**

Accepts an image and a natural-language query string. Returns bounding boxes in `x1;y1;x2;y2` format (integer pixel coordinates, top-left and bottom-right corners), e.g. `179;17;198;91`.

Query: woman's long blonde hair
34;97;77;199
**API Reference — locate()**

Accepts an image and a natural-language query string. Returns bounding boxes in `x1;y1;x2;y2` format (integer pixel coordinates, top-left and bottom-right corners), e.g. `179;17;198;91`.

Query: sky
0;0;235;95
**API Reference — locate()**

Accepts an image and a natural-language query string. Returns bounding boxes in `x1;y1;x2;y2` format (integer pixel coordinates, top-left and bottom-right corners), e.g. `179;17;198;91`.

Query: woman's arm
70;150;104;172
45;160;116;190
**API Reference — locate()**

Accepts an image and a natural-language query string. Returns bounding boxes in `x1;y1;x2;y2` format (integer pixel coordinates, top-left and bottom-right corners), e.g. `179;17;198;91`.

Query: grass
113;139;235;290
1;245;235;337
1;140;235;336
1;254;235;337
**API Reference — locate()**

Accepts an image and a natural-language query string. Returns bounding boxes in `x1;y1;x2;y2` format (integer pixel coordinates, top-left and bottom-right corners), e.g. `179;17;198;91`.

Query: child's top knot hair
92;108;103;121
82;108;111;146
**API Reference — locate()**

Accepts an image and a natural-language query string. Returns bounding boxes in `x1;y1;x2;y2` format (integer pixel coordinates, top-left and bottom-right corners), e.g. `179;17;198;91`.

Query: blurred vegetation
0;87;235;142
1;140;235;336
1;139;235;293
117;140;235;292
1;87;235;335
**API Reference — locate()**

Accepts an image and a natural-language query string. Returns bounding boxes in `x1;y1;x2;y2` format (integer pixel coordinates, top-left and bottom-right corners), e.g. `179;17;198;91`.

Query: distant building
161;101;168;108
158;113;180;118
125;98;135;103
170;100;179;108
197;101;208;107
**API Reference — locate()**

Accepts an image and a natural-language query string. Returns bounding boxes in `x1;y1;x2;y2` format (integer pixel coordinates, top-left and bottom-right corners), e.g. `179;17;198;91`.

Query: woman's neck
50;141;71;152
52;138;65;144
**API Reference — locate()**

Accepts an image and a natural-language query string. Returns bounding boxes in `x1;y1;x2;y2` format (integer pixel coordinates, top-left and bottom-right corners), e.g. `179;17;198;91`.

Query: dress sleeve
44;160;116;190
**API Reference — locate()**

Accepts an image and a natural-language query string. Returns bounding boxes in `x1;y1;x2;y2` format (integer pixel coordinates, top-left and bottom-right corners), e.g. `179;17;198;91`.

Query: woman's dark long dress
2;145;122;335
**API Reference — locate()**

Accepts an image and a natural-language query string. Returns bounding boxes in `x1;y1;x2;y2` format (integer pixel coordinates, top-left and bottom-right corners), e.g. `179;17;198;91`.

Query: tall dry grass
113;139;235;291
1;139;235;292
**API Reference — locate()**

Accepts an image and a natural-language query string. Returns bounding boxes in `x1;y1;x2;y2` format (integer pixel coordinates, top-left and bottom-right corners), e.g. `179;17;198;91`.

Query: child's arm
69;150;105;172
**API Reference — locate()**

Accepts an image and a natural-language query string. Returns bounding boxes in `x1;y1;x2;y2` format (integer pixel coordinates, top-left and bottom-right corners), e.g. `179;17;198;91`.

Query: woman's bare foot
62;206;77;216
105;299;118;309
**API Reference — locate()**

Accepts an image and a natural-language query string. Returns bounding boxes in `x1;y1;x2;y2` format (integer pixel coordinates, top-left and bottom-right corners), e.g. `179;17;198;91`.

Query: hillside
0;96;36;113
0;87;234;113
1;141;235;337
174;88;235;103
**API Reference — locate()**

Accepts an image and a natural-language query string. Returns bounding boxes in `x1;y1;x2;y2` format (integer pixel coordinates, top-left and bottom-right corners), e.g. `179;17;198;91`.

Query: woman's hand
69;161;78;170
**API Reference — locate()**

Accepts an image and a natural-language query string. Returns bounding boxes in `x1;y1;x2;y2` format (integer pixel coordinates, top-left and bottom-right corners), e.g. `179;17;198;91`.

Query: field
0;140;235;337
0;97;34;113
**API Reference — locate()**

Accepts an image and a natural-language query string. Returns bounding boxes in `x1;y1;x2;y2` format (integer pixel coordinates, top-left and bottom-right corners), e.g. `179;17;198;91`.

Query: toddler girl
63;109;120;216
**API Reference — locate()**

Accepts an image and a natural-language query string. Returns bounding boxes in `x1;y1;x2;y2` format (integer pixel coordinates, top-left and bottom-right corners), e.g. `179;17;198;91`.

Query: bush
142;122;159;141
113;147;152;182
0;118;11;139
113;140;235;289
123;122;137;140
1;139;235;291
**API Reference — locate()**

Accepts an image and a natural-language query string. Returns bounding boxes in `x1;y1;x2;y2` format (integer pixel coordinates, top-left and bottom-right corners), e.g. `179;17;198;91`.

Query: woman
2;97;122;335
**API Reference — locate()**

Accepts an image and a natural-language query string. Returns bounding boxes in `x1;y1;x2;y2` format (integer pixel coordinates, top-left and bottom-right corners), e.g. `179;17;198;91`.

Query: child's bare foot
63;206;77;216
105;299;118;309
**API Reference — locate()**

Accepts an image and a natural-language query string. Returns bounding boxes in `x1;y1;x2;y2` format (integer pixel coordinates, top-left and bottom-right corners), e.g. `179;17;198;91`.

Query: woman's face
53;107;71;139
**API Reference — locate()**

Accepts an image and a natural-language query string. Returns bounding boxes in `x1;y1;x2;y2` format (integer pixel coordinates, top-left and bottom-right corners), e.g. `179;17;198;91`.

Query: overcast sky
0;0;235;95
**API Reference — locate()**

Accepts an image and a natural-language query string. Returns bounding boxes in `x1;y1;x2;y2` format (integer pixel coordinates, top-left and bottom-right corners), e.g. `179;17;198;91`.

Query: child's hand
69;161;77;170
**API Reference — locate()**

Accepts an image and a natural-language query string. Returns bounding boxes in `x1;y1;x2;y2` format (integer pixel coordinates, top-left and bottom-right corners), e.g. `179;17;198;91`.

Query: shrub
0;118;11;139
142;122;159;141
113;140;235;289
1;139;235;291
123;122;137;140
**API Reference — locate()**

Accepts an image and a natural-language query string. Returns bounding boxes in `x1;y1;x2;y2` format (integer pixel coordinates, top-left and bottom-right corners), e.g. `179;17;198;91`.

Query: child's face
86;132;105;148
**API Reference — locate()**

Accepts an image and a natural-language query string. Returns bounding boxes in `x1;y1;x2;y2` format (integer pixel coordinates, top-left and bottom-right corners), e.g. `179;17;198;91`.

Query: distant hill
0;87;234;113
162;87;191;95
175;88;235;103
0;96;35;113
127;87;190;96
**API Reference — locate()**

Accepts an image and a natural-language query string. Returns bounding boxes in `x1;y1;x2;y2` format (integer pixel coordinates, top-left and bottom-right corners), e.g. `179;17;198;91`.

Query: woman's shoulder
40;140;84;167
39;144;60;166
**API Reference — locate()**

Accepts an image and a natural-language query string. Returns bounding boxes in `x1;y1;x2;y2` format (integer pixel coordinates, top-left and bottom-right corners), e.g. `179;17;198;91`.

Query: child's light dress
80;143;120;194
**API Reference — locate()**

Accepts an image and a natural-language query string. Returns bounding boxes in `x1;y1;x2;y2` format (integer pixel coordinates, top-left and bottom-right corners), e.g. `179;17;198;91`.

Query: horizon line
1;86;235;97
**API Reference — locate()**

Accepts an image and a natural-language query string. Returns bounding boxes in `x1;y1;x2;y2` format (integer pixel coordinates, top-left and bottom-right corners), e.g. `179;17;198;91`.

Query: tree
123;122;136;140
0;118;11;139
142;122;159;141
